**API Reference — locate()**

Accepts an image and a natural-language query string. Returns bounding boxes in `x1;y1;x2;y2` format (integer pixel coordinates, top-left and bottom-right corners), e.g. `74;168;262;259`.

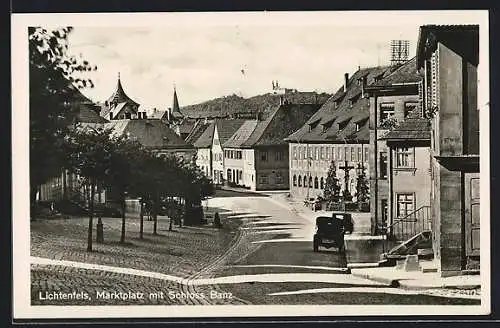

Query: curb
350;271;399;287
351;271;482;290
398;281;482;290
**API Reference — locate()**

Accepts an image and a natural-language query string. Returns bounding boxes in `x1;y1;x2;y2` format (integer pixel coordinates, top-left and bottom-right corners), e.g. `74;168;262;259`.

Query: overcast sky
62;11;487;110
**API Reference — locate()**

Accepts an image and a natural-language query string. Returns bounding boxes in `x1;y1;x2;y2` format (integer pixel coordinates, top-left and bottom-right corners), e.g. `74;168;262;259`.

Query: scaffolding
390;40;410;66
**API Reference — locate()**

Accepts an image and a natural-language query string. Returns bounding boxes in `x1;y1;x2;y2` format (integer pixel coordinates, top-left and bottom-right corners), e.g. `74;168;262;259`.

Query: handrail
381;205;430;230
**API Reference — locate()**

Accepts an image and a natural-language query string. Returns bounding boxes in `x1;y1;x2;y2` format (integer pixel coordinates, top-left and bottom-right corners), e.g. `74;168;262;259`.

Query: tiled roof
379;117;431;141
222;120;259;148
107;119;191;149
75;105;109;124
177;119;197;135
216;119;247;144
147;109;168;120
369;57;421;88
186;121;211;146
286;66;394;143
242;103;321;147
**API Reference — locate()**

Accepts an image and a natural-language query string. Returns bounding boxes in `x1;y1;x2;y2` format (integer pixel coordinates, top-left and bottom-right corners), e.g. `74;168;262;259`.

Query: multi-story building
192;119;246;182
417;25;481;276
222;120;259;187
365;57;425;235
223;102;320;191
378;112;432;242
286;67;394;201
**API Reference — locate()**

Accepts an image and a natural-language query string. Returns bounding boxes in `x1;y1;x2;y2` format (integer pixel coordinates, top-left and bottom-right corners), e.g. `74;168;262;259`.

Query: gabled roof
379;116;431;141
147;109;168;120
107;119;191;149
193;119;246;148
186;121;211;146
286;65;394;143
176;119;197;135
106;76;140;108
223;120;259;148
368;57;421;88
75;105;109;124
241;103;321;147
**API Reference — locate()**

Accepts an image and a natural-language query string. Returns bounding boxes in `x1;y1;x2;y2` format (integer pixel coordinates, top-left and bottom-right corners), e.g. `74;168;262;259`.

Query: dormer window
354;117;368;132
321;118;335;133
338;118;350;131
308;118;321;132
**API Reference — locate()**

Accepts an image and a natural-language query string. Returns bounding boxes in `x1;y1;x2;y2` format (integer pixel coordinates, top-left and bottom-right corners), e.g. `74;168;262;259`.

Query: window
259;174;269;185
351;147;356;161
396;147;415;168
261;151;268;161
397;193;415;218
298;175;302;187
314;177;319;189
275;150;284;161
214;138;220;146
332;147;336;160
404;102;419;118
338;147;342;161
364;148;369;163
379;152;388;178
379;103;395;122
293;146;297;159
320;147;325;159
344;146;348;160
309;176;313;188
293;175;297;186
358;148;362;162
276;172;283;184
381;199;388;226
314;147;319;160
320;177;324;190
227;169;232;181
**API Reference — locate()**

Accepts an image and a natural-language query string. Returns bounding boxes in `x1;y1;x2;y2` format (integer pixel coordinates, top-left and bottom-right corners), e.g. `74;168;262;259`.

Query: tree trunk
120;191;126;243
96;185;104;243
139;199;144;239
153;191;158;235
87;182;95;252
168;196;173;231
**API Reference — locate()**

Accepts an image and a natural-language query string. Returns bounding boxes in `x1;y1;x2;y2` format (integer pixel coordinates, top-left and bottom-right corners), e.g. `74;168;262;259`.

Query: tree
323;161;342;209
65;125;115;252
29;27;97;206
106;135;145;244
355;167;370;205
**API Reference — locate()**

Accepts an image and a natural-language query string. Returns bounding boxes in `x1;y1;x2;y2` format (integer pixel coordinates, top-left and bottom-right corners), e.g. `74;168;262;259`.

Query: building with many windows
192;119;246;183
417;24;481;276
223;102;320;190
286;66;394;201
365;57;425;235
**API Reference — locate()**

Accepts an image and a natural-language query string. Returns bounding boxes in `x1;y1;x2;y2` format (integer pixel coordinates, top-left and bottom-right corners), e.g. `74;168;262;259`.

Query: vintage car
313;216;346;252
331;212;354;234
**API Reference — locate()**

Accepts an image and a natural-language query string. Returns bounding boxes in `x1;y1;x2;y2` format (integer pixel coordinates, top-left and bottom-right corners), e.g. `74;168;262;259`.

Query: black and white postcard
12;10;490;319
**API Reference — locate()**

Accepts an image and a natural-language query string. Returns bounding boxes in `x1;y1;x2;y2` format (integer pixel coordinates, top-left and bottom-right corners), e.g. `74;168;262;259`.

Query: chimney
344;73;349;92
361;76;367;98
279;95;284;105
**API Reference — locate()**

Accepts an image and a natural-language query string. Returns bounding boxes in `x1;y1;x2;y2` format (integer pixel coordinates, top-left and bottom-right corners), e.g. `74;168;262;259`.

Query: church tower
102;73;141;120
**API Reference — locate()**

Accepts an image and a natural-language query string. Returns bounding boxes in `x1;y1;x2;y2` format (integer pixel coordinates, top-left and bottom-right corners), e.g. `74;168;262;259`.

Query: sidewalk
350;263;481;290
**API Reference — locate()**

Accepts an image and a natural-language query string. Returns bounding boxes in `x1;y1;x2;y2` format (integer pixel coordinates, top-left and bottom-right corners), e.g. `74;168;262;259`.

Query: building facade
365;57;424;235
287;67;394;202
379;116;432;242
417;25;481;276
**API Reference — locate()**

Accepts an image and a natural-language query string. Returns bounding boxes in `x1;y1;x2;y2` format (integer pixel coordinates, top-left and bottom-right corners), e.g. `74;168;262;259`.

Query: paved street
31;189;479;305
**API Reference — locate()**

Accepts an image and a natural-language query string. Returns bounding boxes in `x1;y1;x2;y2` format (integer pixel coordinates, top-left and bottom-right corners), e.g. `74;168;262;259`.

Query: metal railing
383;205;431;242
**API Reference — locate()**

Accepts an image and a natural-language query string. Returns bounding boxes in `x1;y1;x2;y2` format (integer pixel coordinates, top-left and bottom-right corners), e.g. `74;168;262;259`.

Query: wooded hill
181;91;332;118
